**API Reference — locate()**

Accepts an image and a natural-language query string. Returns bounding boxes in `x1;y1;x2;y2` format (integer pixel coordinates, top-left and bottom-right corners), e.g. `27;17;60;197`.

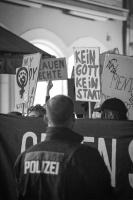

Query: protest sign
15;53;41;114
38;57;67;81
101;54;133;107
25;53;41;108
74;47;100;102
67;78;96;117
15;66;29;114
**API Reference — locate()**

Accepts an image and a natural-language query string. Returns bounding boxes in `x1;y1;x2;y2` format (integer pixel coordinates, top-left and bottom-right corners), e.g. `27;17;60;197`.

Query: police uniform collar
45;127;83;143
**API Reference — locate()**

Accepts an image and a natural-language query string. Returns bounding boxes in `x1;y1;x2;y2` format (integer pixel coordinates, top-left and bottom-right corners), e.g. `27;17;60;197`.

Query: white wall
0;2;123;113
0;2;122;52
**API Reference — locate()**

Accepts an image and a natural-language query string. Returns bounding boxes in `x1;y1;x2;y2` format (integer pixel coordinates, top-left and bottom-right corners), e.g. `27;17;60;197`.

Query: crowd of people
14;94;116;200
11;78;129;200
6;67;129;200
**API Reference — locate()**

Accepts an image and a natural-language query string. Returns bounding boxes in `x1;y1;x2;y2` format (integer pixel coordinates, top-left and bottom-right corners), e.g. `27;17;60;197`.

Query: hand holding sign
46;80;53;97
47;80;53;91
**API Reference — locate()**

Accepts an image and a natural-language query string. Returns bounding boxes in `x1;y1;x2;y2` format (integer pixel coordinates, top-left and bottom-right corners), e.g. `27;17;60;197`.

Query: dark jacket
14;127;114;200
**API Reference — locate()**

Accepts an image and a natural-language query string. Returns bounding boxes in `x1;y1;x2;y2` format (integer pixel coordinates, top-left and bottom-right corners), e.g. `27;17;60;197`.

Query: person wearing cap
14;95;114;200
97;98;128;120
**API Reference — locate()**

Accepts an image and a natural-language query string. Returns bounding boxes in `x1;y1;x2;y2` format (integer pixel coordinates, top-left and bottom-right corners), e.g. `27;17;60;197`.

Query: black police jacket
14;127;114;200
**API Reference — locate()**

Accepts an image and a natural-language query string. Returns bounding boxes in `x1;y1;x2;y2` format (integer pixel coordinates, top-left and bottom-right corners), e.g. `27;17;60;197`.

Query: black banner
0;114;133;199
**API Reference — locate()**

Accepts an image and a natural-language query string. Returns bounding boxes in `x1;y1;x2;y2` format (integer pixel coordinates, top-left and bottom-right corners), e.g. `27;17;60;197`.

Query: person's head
99;98;128;120
27;104;46;118
46;95;75;128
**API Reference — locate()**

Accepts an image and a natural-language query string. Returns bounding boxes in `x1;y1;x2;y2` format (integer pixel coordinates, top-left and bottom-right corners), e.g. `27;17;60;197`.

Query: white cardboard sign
74;47;100;102
15;53;41;114
38;57;68;81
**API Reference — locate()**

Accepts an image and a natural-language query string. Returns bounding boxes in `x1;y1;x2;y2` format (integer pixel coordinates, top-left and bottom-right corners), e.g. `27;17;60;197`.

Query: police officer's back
15;95;114;200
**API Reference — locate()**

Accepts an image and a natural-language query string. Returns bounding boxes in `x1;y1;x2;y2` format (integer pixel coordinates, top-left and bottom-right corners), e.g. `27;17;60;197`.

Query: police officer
15;95;114;200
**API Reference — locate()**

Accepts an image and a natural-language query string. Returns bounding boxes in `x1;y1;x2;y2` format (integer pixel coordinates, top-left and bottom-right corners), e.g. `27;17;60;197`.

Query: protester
27;80;53;117
14;94;114;200
27;104;46;117
96;98;128;120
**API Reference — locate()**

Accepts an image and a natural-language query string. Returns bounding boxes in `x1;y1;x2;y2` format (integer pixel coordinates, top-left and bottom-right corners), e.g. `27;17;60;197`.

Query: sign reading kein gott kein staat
74;47;101;102
38;57;68;81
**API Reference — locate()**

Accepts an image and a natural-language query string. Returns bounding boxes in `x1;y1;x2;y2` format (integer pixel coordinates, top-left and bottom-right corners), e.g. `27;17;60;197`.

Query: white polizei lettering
98;138;117;187
35;161;41;173
128;140;133;188
50;161;59;175
24;160;60;175
55;162;59;174
24;161;30;174
42;161;60;175
30;161;36;173
42;161;50;174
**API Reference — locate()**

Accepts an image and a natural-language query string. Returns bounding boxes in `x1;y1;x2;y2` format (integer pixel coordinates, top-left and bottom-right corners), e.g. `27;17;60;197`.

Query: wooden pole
22;103;25;116
88;101;92;119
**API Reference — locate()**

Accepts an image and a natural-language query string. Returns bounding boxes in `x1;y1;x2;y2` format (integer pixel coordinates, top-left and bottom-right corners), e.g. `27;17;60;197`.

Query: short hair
46;95;74;124
28;104;46;117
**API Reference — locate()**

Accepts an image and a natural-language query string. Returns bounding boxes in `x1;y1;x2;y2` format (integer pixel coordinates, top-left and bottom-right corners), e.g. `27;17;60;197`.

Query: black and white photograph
0;0;133;199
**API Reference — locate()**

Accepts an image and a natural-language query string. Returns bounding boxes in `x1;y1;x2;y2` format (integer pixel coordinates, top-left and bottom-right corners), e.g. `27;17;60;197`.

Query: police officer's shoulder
72;144;101;160
18;141;41;161
70;144;108;173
